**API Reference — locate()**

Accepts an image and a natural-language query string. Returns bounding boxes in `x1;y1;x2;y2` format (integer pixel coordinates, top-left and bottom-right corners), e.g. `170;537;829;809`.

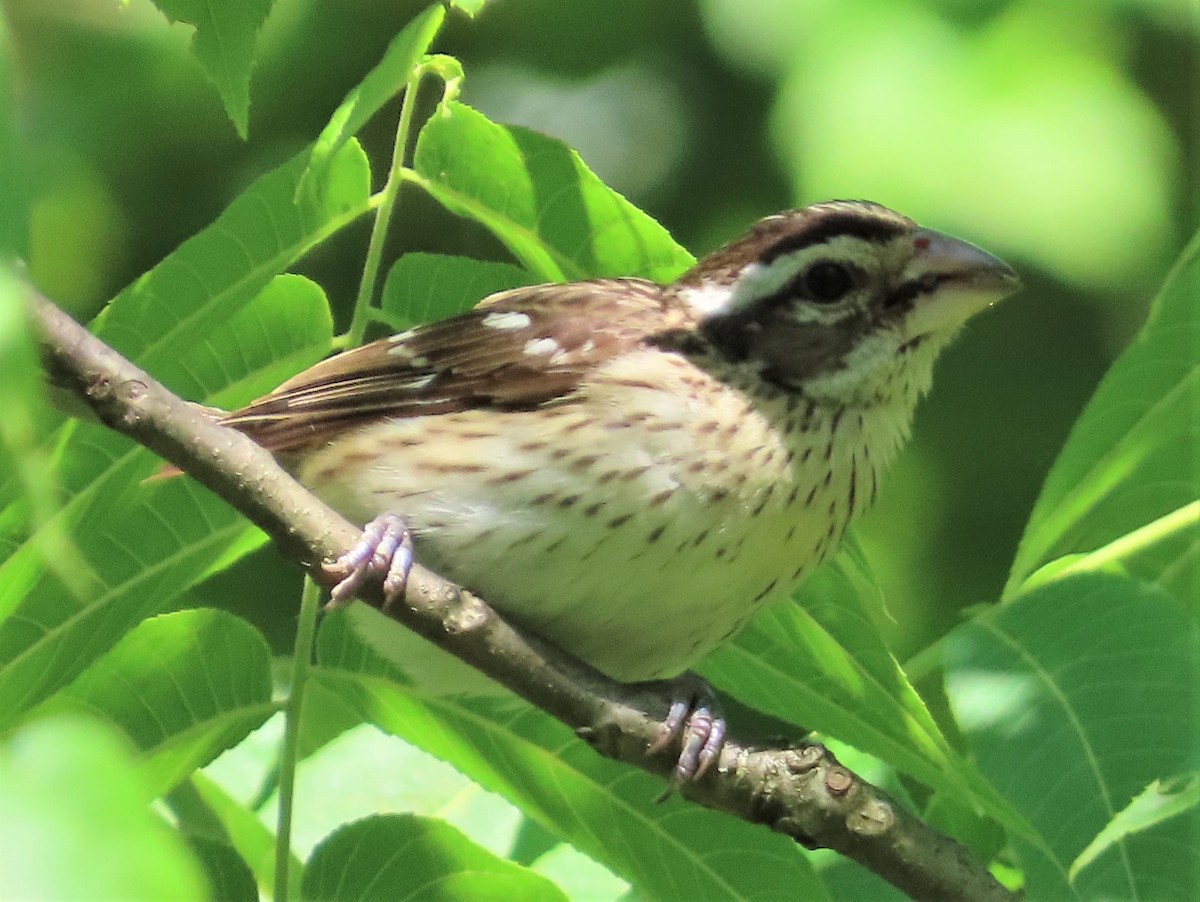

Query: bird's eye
803;262;854;303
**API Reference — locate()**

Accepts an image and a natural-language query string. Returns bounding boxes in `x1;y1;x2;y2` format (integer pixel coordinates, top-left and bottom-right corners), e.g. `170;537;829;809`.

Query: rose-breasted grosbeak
221;200;1019;779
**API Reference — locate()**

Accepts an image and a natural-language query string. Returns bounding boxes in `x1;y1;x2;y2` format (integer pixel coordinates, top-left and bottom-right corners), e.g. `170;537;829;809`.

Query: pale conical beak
901;228;1021;336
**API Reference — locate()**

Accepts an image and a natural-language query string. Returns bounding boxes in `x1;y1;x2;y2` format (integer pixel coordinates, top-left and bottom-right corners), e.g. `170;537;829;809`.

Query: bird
219;200;1019;781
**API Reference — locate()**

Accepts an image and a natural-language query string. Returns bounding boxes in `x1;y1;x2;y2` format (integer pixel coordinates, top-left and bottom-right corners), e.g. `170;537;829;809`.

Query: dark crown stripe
758;211;908;264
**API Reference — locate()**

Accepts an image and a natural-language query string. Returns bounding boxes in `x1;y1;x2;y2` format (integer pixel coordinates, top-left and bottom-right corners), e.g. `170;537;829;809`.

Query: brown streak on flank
793;562;807;580
802;447;813;463
583;500;605;517
596;469;622;484
710;487;730;503
569;454;603;472
558;494;581;509
326;450;377;467
380;436;424;449
805;485;818;506
518;440;549;453
823;469;833;487
544;535;568;554
715;546;727;559
549;447;571;461
606;377;661;391
786;484;800;506
427;462;488;474
649;488;675;507
848;455;858;518
686;459;708;474
647;525;666;543
455;429;499;440
692;528;711;547
619;466;650;482
531;492;556;506
608;512;634;528
751;486;774;516
698;420;721;434
485;469;536;486
785;524;798;542
753;579;779;604
562;417;591;433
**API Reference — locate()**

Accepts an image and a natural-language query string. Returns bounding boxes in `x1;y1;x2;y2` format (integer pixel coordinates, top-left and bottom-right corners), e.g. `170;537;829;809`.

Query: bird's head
673;201;1020;408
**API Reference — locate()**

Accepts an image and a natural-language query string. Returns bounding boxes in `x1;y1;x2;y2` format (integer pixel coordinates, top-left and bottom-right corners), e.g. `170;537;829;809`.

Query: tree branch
30;289;1015;902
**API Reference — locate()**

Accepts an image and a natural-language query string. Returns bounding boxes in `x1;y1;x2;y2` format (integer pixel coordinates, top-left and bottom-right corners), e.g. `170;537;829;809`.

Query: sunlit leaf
702;550;1033;844
944;573;1199;900
148;0;274;138
311;611;830;901
380;253;533;329
0;716;209;899
303;814;567;901
410;102;694;283
1008;228;1200;604
191;770;304;899
34;609;276;797
0;274;333;729
1070;774;1200;884
297;5;444;204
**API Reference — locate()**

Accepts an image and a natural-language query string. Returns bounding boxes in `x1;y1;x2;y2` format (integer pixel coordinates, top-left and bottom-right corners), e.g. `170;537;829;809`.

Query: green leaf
0;275;333;730
0;716;210;899
447;0;490;16
311;611;830;901
379;253;534;329
297;5;445;204
303;814;568;901
409;102;695;283
0;15;27;257
1070;774;1200;884
191;770;305;900
91;140;367;383
944;573;1199;900
186;835;259;902
700;554;1033;844
148;0;274;138
33;609;277;797
1008;229;1200;603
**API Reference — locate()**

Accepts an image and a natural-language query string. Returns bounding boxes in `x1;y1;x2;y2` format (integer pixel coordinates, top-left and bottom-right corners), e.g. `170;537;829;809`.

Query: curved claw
646;677;727;789
325;513;413;610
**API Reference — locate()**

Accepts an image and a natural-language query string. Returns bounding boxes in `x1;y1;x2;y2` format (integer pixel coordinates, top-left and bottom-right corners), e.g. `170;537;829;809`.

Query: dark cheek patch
754;312;861;388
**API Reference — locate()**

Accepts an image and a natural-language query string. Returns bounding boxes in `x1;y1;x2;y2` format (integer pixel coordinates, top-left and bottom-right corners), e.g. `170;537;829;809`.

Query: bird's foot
323;513;413;611
646;674;727;792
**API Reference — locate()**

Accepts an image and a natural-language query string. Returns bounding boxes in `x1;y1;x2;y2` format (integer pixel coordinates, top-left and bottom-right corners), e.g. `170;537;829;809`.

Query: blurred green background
4;0;1195;658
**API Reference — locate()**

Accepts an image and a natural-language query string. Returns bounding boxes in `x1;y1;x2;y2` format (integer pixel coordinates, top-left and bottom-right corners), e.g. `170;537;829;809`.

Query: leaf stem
273;575;323;902
1054;501;1199;580
341;66;426;349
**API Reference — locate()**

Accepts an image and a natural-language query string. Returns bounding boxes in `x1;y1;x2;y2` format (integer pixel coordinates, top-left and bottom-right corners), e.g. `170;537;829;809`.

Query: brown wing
222;278;684;452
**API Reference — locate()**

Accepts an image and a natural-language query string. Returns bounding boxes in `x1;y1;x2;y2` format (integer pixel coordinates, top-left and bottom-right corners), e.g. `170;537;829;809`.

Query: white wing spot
397;373;436;390
524;337;559;356
386;344;430;367
483;311;532;330
387;329;418;343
